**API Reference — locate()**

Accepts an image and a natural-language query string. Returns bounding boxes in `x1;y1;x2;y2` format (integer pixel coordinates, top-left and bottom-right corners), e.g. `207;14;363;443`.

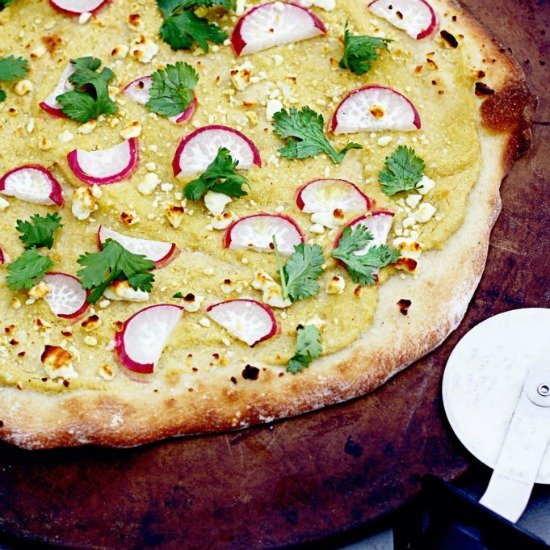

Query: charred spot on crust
230;376;237;384
0;421;3;428
242;365;260;381
480;81;537;160
397;299;412;316
440;30;458;48
475;82;495;96
183;293;195;302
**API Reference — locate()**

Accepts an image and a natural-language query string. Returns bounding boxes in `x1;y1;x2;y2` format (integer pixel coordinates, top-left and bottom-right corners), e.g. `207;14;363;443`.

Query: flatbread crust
0;0;535;449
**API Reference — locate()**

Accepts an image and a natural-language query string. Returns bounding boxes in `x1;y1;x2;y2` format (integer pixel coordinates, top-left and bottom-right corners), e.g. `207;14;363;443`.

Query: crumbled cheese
104;280;149;302
84;336;98;347
99;299;110;309
265;98;283;121
393;237;423;260
199;317;211;328
310;223;325;234
0;196;9;210
41;345;78;380
212;210;238;230
304;315;327;331
180;294;204;313
14;79;33;96
160;182;174;192
91;185;102;198
417;175;436;195
130;35;159;64
146;162;157;172
120;120;142;139
28;281;50;300
165;203;185;228
272;54;284;67
78;120;97;134
402;216;417;229
78;12;92;24
377;135;392;147
415;202;437;223
138;172;160;195
235;0;246;15
72;187;97;221
26;117;35;134
311;210;345;230
111;44;129;59
230;60;254;91
127;13;143;30
81;314;102;332
98;364;115;381
405;194;422;208
252;271;291;309
204;191;232;216
58;130;74;143
326;276;345;295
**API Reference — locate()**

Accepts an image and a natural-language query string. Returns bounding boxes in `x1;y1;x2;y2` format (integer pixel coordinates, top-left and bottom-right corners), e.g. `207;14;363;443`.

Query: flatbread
0;0;535;448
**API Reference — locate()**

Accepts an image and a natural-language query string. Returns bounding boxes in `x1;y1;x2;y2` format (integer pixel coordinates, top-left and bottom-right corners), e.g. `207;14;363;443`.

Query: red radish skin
49;0;110;15
296;179;371;213
368;0;438;40
223;214;305;256
0;165;64;206
42;272;90;320
330;85;422;134
115;304;184;374
173;125;261;178
206;299;278;347
98;226;177;268
67;138;139;186
39;62;75;118
232;2;327;56
0;248;4;264
123;76;198;124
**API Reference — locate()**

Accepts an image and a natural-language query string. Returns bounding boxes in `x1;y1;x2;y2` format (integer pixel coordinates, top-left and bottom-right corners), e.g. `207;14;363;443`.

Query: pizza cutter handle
479;370;550;523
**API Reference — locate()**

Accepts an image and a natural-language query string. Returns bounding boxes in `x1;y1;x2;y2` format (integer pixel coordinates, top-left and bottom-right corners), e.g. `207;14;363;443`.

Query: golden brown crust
0;0;536;449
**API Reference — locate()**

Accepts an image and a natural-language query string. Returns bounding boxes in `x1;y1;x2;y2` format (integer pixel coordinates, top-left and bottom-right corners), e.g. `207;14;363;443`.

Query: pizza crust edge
0;0;537;449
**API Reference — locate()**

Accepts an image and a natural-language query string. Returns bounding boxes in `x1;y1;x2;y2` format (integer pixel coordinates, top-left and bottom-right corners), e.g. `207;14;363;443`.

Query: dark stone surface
0;1;548;548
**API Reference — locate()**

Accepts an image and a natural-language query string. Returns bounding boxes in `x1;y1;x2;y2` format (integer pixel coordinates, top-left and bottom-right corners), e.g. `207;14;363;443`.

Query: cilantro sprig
0;55;28;102
332;225;400;286
157;0;233;53
7;250;53;291
287;324;322;374
16;213;63;250
272;107;362;164
339;25;391;76
273;237;324;303
56;57;118;123
147;62;198;118
379;146;425;196
184;147;249;201
77;239;155;304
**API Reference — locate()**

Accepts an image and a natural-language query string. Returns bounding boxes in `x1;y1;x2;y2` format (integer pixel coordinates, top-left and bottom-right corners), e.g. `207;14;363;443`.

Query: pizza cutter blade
442;308;550;523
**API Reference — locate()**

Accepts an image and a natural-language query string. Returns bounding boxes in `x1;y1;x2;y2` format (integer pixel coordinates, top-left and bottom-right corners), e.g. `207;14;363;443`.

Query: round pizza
0;0;534;449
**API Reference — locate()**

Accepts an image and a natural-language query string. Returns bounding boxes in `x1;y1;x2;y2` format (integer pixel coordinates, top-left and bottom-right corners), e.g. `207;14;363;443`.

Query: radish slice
115;304;183;374
336;211;395;254
330;85;421;134
39;62;75;118
0;165;64;206
368;0;438;40
49;0;109;15
232;2;327;56
42;272;89;319
0;248;5;264
67;138;139;186
296;179;371;214
224;214;304;256
207;299;277;347
123;76;197;124
173;125;261;178
98;226;177;268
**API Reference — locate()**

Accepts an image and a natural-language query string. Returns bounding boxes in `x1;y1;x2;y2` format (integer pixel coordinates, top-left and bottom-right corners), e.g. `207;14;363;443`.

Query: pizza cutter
442;308;550;523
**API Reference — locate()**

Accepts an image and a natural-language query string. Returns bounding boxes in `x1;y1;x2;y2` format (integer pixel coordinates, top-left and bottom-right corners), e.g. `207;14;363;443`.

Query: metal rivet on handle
538;384;550;397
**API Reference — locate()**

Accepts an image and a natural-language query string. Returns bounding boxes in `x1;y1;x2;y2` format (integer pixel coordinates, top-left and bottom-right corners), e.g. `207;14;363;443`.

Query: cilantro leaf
0;56;28;81
0;0;16;10
339;26;391;76
16;213;63;250
332;225;400;285
7;249;53;291
77;239;155;304
0;90;6;103
272;107;362;164
157;0;234;16
146;62;198;117
287;325;322;374
160;11;227;52
184;147;249;201
379;146;425;196
56;57;117;123
273;238;324;302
